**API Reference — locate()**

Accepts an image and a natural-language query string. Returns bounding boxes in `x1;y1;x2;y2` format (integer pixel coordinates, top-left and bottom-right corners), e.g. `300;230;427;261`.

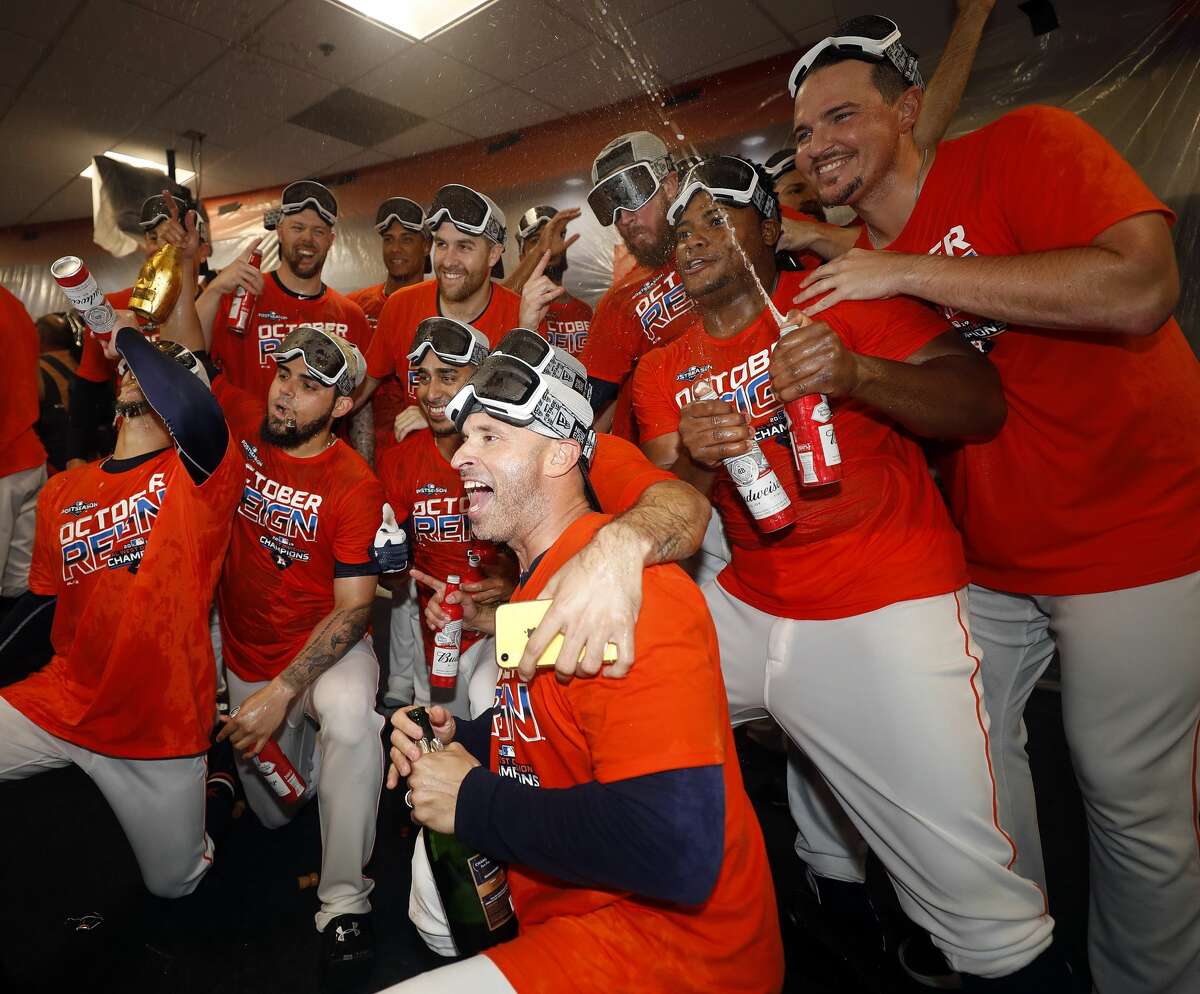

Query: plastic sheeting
2;0;1197;348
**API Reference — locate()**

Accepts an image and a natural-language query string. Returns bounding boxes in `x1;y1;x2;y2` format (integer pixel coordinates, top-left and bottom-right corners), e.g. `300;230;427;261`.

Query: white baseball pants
386;580;424;707
0;464;46;599
225;637;384;932
704;580;1053;978
0;697;212;898
970;572;1200;994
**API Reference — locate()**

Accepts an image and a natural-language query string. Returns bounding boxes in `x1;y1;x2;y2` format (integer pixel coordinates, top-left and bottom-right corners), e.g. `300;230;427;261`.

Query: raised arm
913;0;996;150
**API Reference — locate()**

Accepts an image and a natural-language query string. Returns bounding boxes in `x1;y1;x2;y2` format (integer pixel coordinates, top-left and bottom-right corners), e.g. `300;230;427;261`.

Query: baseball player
0;293;239;901
382;356;784;994
512;206;592;358
347;197;432;709
632;158;1071;990
355;184;521;430
788;18;1200;993
204;326;387;977
196;180;371;400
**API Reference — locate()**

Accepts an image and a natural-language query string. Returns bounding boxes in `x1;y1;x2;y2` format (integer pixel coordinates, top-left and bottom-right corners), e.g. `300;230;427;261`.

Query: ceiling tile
426;0;594;83
353;43;499;119
205;122;362;192
750;0;836;38
246;0;408;84
289;87;425;146
514;42;666;115
3;0;83;43
152;90;281;149
323;147;394;175
672;36;795;84
634;0;783;83
372;120;474;160
25;176;94;224
0;30;46;89
437;85;562;139
124;0;291;42
187;47;339;122
55;0;229;86
557;0;687;36
111;126;235;173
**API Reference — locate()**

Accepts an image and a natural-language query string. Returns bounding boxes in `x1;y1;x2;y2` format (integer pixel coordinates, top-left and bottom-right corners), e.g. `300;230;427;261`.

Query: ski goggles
375;197;426;234
495;328;592;402
516;205;556;245
406;316;490;368
280;180;339;225
587;156;673;227
787;16;922;97
426;184;506;245
448;354;596;462
139;194;190;230
667;155;777;226
117;339;210;388
763;149;796;180
271;325;362;395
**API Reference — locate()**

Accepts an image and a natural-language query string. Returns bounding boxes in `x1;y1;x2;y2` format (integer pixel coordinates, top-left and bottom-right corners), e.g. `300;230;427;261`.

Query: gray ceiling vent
290;88;425;147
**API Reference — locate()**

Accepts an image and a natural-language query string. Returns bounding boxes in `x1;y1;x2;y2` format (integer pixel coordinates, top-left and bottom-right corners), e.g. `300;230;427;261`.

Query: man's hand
206;240;265;298
678;396;751;468
793;248;917;316
533;208;581;263
216;679;296;758
386;705;457;788
103;309;141;363
405;744;479;834
393;406;428;443
777;215;822;253
461;572;513;607
411;567;489;634
154;189;200;261
519;251;565;329
519;522;644;682
769;316;862;404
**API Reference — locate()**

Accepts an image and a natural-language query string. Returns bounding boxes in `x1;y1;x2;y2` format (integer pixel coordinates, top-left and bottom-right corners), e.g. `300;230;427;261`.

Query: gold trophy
129;242;183;324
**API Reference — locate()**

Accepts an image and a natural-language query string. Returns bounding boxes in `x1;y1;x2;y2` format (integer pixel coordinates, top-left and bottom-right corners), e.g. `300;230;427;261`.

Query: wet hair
807;16;916;104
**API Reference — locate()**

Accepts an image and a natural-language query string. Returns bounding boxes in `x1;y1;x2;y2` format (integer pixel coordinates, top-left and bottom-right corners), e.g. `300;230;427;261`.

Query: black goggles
763;149;796;180
139;194;189;230
587;156;672;227
426;184;506;245
272;326;357;395
280;180;338;225
667;156;778;226
448;354;596;464
787;16;922;97
495;328;592;402
516;206;556;243
406;316;489;367
375;197;425;234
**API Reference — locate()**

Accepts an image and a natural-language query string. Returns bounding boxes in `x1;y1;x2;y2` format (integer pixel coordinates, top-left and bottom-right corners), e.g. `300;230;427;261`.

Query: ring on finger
404;789;414;809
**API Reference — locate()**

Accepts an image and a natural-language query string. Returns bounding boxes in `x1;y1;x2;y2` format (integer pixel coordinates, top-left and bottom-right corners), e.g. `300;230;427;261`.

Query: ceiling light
326;0;499;40
80;150;194;183
564;177;585;187
742;134;766;147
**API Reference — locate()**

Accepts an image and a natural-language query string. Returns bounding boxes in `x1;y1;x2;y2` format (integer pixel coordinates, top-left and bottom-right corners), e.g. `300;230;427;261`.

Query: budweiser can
226;248;263;334
230;706;306;802
50;256;117;341
785;394;841;487
431;574;463;689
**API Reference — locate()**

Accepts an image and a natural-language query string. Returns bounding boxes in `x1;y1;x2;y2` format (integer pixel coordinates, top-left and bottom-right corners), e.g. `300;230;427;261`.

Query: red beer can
785;393;842;487
226;248;264;334
431;574;463;689
230;706;306;802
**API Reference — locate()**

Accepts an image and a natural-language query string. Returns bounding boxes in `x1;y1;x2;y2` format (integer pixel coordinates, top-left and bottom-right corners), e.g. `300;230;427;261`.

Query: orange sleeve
589;433;673;514
343;299;372;352
826;296;950;362
27;477;62;596
366;294;400;379
76;331;116;383
211;376;261;436
630;347;680;443
334;474;387;566
565;571;725;783
578;288;638;384
994;106;1174;252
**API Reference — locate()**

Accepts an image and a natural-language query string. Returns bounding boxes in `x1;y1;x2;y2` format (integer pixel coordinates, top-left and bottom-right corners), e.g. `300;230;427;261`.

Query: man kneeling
381;354;783;994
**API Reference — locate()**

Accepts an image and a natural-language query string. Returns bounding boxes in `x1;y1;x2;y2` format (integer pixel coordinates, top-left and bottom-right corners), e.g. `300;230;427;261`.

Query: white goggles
787;17;922;98
667;156;777;226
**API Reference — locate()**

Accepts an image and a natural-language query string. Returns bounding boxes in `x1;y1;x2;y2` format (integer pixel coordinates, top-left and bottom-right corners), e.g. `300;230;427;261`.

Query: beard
819;175;864;208
260;408;333;450
625;226;675;269
468;456;548;545
436;264;488;303
283;243;328;279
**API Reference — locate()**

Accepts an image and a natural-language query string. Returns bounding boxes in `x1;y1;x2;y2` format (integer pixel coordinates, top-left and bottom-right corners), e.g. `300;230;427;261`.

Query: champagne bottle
129;243;183;324
409;707;518;954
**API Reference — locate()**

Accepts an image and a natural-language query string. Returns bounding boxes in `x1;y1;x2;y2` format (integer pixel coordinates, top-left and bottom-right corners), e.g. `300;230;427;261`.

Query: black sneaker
321;913;374;988
899;934;963;990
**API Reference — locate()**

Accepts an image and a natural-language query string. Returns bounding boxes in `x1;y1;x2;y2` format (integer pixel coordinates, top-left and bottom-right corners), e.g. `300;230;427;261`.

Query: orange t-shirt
76;286;141;385
578;262;696;439
210;272;371;400
346;280;418;457
633;276;967;620
3;442;241;758
365;279;521;404
212;378;385;683
484;513;783;994
873;105;1200;595
0;285;47;477
540;293;592;359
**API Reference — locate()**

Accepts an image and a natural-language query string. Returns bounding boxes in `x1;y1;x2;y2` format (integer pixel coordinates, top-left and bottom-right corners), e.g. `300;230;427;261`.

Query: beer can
50;256;117;341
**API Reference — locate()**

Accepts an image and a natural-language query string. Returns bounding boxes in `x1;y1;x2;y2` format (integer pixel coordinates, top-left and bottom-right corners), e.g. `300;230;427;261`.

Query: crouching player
380;355;784;994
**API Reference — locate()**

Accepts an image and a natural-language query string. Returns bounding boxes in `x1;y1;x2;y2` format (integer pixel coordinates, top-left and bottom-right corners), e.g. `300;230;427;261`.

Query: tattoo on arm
350;403;375;464
278;604;371;693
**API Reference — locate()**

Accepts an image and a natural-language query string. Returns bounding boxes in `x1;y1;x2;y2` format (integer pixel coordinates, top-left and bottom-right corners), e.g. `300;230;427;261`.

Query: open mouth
814;153;854;184
425;401;448;420
684;256;712;273
462;479;494;515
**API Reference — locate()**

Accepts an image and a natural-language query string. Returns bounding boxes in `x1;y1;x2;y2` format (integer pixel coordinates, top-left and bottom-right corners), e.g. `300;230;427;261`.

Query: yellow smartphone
494;599;620;669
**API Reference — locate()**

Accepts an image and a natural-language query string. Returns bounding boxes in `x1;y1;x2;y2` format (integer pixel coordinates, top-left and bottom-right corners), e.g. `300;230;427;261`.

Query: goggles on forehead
495;328;592;402
406;316;490;367
271;325;360;396
763;149;796;180
447;354;596;464
117;338;209;387
426;184;506;245
587;156;672;227
516;206;556;244
375;197;425;234
280;180;339;225
667;155;778;226
787;16;922;98
139;194;189;231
